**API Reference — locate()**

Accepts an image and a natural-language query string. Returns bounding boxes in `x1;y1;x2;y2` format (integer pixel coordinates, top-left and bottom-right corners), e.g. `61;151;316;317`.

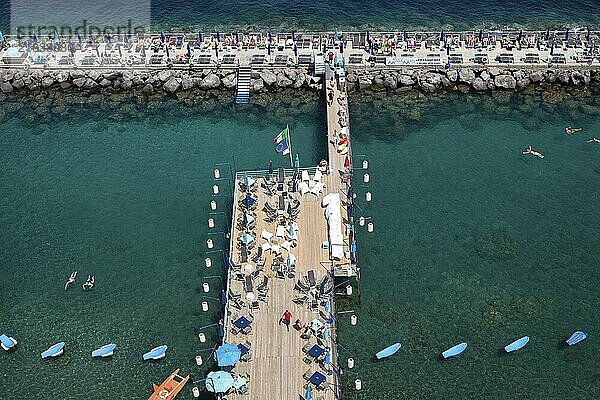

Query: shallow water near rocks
1;92;599;399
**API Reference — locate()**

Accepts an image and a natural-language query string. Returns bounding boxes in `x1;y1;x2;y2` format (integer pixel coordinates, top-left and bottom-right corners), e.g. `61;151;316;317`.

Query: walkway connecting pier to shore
214;53;356;399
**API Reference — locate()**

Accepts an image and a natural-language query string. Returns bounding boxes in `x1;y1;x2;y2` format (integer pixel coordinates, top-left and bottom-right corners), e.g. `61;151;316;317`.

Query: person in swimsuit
586;137;600;143
522;146;544;158
565;127;582;134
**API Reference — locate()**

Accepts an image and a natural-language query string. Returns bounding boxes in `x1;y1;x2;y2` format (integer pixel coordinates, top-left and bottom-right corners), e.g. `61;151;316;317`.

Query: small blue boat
143;345;167;361
0;334;18;351
442;342;468;359
92;343;117;358
504;336;529;353
41;342;65;359
566;331;587;346
375;343;401;359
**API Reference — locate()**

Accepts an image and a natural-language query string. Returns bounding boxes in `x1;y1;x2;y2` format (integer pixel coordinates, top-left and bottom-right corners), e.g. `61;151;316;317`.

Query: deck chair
248;302;260;312
261;229;274;241
293;295;308;305
229;325;241;335
302;369;312;380
302;356;313;365
302;343;313;353
299;181;309;196
258;293;269;303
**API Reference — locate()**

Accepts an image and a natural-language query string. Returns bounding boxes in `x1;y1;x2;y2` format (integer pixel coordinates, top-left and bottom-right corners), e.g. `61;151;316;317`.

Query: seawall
1;66;599;98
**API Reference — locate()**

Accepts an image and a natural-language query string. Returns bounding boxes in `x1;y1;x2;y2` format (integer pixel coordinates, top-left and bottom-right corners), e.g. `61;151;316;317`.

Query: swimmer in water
565;127;582;134
64;271;77;290
522;146;544;158
586;137;600;143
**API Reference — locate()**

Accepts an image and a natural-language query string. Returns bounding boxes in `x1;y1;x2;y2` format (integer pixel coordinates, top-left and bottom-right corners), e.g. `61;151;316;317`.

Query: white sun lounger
281;240;292;252
310;182;325;196
261;229;274;241
301;170;310;182
276;225;286;238
299;181;309;196
270;244;281;254
313;169;322;182
261;242;271;252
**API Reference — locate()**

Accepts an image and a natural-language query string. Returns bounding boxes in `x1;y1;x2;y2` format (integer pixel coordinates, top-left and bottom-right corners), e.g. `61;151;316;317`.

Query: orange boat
148;369;190;400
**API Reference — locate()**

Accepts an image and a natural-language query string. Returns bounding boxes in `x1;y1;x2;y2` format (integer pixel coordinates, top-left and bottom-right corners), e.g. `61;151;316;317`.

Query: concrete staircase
235;66;252;104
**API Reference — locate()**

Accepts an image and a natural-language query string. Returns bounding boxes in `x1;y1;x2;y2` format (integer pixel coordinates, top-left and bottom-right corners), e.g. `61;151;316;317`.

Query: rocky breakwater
0;67;322;95
346;66;600;94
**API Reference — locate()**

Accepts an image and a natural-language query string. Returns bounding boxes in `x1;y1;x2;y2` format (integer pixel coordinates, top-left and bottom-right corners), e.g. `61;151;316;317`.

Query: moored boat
442;342;468;359
41;342;65;359
148;369;189;400
0;334;18;351
504;336;529;353
566;331;587;346
375;343;401;359
92;343;117;358
143;345;168;361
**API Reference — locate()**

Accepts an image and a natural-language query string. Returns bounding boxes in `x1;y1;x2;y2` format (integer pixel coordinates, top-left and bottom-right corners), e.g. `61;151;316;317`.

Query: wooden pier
218;55;356;400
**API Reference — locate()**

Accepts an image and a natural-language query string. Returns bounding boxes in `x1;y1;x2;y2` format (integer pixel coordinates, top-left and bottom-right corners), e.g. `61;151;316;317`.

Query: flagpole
287;124;293;168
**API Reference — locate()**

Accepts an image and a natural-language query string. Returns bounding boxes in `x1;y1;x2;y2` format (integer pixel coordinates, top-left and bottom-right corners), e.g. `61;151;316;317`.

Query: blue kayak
92;343;117;358
442;342;468;359
566;331;587;346
143;345;167;361
504;336;529;353
375;343;401;359
41;342;65;359
0;334;18;351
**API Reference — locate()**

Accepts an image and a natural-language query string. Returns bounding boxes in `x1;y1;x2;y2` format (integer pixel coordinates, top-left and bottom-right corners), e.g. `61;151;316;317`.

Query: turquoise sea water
1;92;599;399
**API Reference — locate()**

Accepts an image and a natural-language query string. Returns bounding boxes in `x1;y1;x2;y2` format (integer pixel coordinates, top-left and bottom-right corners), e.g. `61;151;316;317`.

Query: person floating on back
565;127;582;134
587;137;600;143
279;310;292;332
522;146;544;159
83;275;95;290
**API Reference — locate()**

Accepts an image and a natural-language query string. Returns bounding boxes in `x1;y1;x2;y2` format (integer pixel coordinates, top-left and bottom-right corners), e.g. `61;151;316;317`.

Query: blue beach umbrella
323;327;329;341
294;154;299;170
243;173;249;188
216;31;220;42
268;160;273;175
186;43;191;57
289;223;295;237
322;42;327;53
287;202;293;216
334;31;339;41
241;193;255;208
206;371;235;393
160;31;165;43
165;44;170;59
305;385;313;400
347;204;354;218
350;240;356;254
214;343;241;367
267;43;271;55
240;232;254;245
235;31;239;43
324;301;331;313
324;349;331;365
286;253;294;268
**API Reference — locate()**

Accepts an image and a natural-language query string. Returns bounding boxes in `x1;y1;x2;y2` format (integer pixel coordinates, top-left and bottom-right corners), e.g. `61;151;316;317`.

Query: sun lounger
310;182;325;196
261;229;274;241
313;169;322;182
276;225;286;237
244;276;253;293
301;170;310;182
299;181;309;195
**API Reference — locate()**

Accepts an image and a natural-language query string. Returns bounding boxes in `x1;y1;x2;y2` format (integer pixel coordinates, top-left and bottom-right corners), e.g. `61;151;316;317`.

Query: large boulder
276;73;292;87
142;83;154;93
199;73;221;89
458;68;476;84
84;78;98;89
259;69;277;86
99;78;112;87
157;70;173;82
399;74;415;86
181;76;194;90
41;77;55;88
163;77;181;93
472;77;487;91
383;74;397;89
292;75;304;89
446;69;458;82
494;74;516;89
0;82;14;93
88;70;102;82
357;76;372;90
72;77;87;88
251;78;264;92
221;73;237;89
557;71;570;85
529;71;544;83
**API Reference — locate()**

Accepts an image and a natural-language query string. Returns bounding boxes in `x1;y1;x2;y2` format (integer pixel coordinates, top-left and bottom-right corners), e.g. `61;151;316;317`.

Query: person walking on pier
280;310;292;332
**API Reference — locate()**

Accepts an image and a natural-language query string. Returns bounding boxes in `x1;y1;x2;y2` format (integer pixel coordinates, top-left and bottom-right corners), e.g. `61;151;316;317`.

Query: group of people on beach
523;126;599;159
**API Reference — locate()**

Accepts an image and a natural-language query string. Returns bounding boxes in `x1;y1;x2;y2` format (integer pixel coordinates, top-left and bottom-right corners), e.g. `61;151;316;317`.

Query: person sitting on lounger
522;146;544;158
587;137;600;143
565;127;582;134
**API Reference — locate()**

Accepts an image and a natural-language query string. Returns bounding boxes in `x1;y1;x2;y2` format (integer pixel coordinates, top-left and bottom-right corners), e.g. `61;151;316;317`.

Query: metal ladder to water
235;65;252;104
